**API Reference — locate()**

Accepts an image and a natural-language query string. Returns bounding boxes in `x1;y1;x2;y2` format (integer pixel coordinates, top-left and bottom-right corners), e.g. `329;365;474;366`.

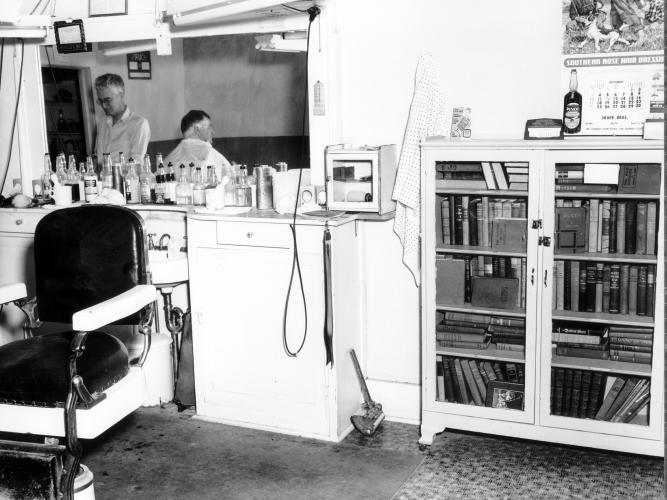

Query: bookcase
419;138;664;457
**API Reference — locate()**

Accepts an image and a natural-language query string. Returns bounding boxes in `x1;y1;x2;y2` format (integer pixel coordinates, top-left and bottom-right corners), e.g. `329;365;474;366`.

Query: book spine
588;199;599;253
608;201;617;254
624;201;637;254
645;265;654;317
645;201;656;255
585;264;596;312
437;323;488;334
555;184;614;192
436;354;445;401
454;196;464;245
619;264;630;314
469;199;479;246
609;343;653;353
570;260;580;312
578;266;587;312
520;258;527;309
442;356;455;402
453;358;470;404
556;346;609;359
594;263;604;313
461;359;484;405
636;266;647;316
464;256;472;303
579;370;593;418
610;336;653;345
628;266;638;314
563;260;572;310
601;264;611;313
437;340;490;350
445;357;463;403
476;200;484;247
552;367;565;415
563;369;573;415
492;362;506;381
481;196;490;247
616;201;626;254
609;263;621;313
587;372;604;418
600;200;610;253
635;202;647;255
569;370;583;417
461;196;470;246
440;197;451;244
555;260;565;310
596;202;603;254
448;195;456;246
595;377;625;420
468;360;487;401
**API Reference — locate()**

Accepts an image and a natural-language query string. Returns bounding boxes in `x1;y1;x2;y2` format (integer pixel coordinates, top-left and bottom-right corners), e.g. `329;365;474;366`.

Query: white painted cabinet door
190;231;329;437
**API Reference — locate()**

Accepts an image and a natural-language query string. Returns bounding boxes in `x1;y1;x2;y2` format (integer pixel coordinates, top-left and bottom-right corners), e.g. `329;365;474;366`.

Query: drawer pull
246;232;254;239
15;219;23;226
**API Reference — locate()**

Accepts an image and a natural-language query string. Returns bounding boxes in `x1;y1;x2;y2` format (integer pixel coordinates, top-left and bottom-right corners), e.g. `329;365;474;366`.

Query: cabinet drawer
216;221;294;249
0;210;46;234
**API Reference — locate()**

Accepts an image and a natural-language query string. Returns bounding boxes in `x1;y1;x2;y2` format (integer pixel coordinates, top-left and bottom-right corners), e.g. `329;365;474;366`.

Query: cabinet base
420;410;663;456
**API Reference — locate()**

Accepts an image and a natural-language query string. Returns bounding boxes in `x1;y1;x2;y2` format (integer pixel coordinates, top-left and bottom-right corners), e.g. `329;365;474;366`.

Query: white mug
53;185;73;206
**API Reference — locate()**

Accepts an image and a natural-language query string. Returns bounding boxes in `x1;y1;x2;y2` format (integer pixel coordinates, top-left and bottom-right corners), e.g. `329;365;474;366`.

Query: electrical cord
282;5;321;357
0;39;25;195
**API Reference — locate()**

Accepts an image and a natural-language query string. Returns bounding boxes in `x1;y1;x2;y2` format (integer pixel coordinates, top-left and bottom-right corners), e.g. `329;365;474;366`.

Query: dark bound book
564;260;572;310
635;202;647;255
617;163;661;194
585;264;597;312
586;372;605;419
609;263;621;313
442;357;455;402
555;207;588;253
624;201;637;254
453;196;464;245
569;370;583;418
608;201;617;253
636;266;648;316
553;367;565;416
448;195;456;245
601;264;611;313
464;256;472;303
579;370;593;418
578;266;587;312
563;369;574;416
469;198;480;246
645;265;655;317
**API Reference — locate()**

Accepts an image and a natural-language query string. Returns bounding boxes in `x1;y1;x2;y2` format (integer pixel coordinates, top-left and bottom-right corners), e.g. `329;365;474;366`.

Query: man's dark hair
94;73;125;91
181;110;210;134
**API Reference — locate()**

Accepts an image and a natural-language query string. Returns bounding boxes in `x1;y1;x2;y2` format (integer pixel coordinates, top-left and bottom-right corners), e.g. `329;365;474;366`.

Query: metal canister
112;163;124;194
255;165;274;209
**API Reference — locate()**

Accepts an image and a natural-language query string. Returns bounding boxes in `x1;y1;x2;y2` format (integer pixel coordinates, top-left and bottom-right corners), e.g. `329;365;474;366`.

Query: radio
324;144;397;215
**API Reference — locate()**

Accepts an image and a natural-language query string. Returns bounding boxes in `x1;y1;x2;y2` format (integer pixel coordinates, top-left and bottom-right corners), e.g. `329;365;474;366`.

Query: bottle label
140;181;152;204
564;103;581;129
84;177;98;202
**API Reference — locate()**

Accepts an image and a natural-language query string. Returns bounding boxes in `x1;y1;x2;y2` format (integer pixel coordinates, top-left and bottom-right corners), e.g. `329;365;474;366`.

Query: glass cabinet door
422;147;542;424
540;147;663;441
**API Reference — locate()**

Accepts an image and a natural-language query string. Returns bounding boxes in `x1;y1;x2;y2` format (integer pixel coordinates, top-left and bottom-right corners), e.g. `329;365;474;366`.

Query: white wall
331;0;563;422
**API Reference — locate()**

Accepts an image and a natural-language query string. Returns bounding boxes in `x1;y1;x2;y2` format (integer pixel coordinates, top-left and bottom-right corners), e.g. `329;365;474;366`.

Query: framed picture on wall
127;52;151;80
89;0;128;17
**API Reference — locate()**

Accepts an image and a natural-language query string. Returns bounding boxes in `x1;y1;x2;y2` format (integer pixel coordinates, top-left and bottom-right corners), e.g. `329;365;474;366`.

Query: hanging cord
1;39;25;195
282;6;321;357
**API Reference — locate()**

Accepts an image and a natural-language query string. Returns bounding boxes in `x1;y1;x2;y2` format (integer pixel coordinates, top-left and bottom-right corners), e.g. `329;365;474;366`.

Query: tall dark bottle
563;69;582;134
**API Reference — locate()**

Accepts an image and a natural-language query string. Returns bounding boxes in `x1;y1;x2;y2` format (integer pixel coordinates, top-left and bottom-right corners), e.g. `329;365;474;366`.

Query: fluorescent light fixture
103;41;158;57
255;33;306;52
0;14;50;38
172;0;286;26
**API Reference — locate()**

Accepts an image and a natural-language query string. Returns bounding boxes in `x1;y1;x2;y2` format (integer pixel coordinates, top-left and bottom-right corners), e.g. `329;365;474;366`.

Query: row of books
554;163;660;195
553;324;653;365
435;161;529;191
439;195;527;249
437;255;527;309
437;313;525;353
435;355;525;407
554;199;658;255
551;368;650;425
552;261;655;317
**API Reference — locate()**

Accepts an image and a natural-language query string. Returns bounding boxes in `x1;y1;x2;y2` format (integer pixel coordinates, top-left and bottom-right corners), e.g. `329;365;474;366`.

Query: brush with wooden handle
349;349;385;436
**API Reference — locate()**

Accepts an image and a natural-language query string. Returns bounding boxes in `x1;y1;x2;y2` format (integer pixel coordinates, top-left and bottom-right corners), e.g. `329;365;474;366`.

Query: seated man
165;110;232;180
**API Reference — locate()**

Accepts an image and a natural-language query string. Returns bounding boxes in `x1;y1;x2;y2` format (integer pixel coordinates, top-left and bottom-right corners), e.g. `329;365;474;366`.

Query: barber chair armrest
0;282;27;305
72;284;157;331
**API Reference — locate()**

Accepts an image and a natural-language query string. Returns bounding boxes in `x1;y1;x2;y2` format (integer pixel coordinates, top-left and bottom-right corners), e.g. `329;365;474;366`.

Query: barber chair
0;205;156;499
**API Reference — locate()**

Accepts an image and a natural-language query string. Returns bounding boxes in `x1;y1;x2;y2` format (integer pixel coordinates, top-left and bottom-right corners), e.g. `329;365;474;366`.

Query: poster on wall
127;51;152;80
561;0;664;136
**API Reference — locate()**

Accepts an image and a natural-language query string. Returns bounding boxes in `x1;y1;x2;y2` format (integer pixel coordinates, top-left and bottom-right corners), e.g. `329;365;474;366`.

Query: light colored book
584;163;619;184
588;199;599;253
481;162;497;189
491;162;509;190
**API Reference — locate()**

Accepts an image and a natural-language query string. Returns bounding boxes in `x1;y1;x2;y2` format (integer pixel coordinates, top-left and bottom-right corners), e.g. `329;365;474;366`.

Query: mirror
39;33;309;171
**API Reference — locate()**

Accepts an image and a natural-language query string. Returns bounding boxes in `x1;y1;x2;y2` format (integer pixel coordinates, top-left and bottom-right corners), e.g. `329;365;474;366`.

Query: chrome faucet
147;233;157;250
158;233;171;251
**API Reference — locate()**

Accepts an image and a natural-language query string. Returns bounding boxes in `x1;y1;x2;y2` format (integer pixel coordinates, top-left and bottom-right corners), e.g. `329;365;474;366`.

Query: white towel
392;53;446;286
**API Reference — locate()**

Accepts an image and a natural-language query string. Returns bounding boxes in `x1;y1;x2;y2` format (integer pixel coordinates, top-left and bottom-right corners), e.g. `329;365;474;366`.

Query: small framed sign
485;381;525;410
53;20;92;54
89;0;127;17
127;51;151;80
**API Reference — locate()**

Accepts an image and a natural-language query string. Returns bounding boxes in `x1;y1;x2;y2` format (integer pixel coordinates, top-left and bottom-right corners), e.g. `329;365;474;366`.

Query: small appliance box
324;144;397;214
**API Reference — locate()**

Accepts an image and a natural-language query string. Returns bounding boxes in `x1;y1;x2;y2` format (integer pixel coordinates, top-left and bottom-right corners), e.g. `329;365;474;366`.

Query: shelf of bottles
38;151;264;210
549;161;660;426
433;159;529;411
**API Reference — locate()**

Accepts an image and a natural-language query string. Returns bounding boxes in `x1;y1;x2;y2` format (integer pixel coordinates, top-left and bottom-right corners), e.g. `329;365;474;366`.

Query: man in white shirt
165;110;232;180
94;73;150;166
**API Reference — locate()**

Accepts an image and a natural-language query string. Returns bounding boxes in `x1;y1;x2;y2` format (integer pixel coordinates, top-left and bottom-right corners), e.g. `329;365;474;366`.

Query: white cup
53;184;73;206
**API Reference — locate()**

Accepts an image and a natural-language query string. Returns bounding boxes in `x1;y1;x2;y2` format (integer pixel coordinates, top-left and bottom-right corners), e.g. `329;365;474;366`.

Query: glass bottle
101;153;113;189
83;157;98;202
235;165;252;207
563;69;582;134
119;152;127;176
155;161;166;204
204;167;220;208
41;153;53;200
192;166;206;206
166;162;177;204
56;153;67;185
175;164;193;205
140;154;154;205
124;159;140;204
66;155;81;202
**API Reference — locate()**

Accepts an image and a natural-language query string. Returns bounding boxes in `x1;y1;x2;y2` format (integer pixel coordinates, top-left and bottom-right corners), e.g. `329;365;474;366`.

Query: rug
82;406;424;500
392;432;664;500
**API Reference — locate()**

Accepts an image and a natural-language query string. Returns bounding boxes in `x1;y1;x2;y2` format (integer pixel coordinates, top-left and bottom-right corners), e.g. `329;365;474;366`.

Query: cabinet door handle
15;219;22;226
530;268;535;285
544;269;548;287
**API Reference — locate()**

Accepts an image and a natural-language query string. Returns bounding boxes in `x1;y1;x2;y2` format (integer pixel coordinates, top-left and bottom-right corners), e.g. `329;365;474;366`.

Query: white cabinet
419;138;664;457
187;214;362;442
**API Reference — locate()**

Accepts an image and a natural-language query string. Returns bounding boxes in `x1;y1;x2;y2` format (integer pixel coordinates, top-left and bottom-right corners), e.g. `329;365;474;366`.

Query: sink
148;250;189;286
